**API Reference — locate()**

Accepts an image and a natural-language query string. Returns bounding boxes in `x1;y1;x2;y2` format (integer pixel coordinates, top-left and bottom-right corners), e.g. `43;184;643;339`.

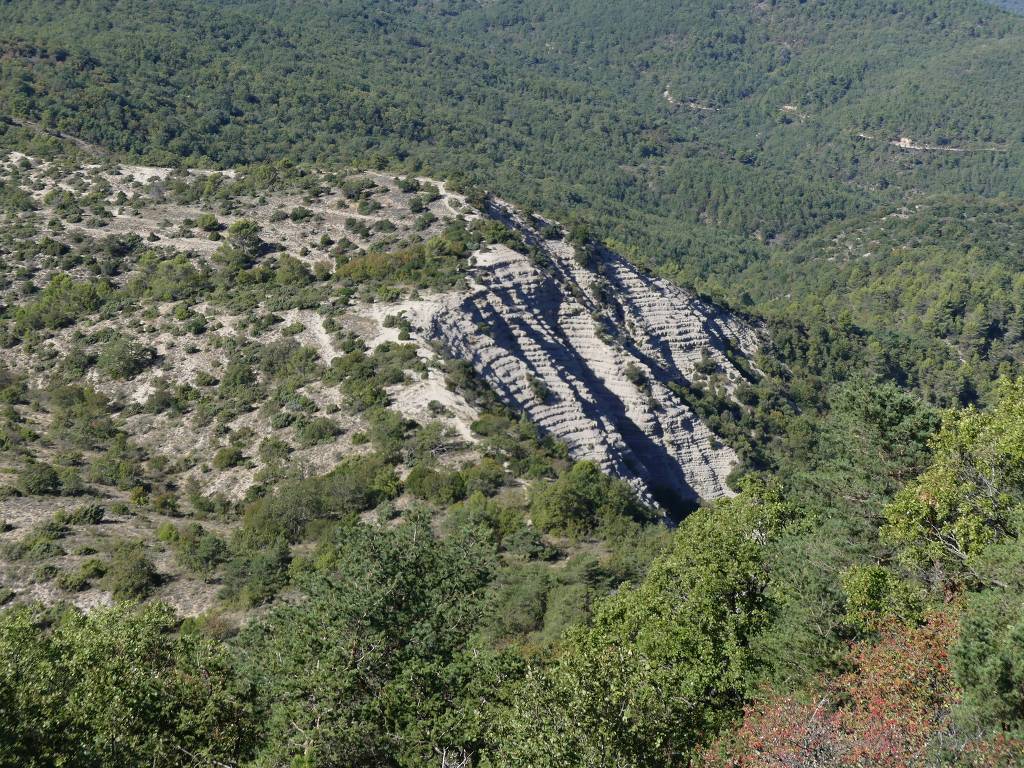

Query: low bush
160;523;228;577
96;336;156;380
103;543;160;601
18;462;60;496
405;462;467;506
56;503;105;526
212;446;244;470
296;417;341;447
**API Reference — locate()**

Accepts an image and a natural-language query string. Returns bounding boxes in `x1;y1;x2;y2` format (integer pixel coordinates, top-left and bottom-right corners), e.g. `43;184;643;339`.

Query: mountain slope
3;0;1023;409
0;152;760;612
3;0;1024;249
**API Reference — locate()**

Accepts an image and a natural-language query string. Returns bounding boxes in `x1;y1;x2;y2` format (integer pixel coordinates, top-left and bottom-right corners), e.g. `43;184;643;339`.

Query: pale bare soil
0;155;484;614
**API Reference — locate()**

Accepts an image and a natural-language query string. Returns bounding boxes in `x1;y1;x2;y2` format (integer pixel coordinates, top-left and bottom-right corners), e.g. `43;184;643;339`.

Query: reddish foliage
700;613;1023;768
834;613;958;766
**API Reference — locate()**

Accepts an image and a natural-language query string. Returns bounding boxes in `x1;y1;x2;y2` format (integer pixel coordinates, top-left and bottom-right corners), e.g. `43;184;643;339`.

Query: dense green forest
4;0;1024;765
991;1;1024;13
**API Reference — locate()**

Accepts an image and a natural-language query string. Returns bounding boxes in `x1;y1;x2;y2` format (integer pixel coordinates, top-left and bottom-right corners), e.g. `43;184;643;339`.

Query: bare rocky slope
427;201;759;508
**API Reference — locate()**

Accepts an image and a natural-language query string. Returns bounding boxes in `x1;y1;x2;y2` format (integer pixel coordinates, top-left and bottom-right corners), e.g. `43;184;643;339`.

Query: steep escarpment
428;203;760;510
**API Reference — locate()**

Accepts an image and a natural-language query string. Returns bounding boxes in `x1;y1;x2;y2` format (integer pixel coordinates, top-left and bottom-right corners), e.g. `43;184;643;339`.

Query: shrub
259;437;292;465
47;385;119;450
218;361;260;404
14;274;111;334
341;176;376;199
96;337;156;380
56;569;91;593
103;543;160;601
502;526;558;561
150;493;180;516
34;564;60;583
528;376;551;403
194;370;218;387
56;503;105;526
179;529;227;576
196;212;220;232
841;565;925;633
212;446;244;470
56;465;87;496
275;254;313;286
221;536;291;607
623;363;647;387
88;436;145;490
163;523;228;577
4;519;68;561
405;463;467;506
129;252;210;301
703;614;965;768
18;462;60;496
954;591;1024;733
356;198;381;215
0;601;254;765
694;352;719;376
226;219;263;261
239;453;401;545
397;177;420;193
447;491;525;545
529;461;652;536
296;417;341;447
427;399;451;416
79;558;108;580
462;458;507;497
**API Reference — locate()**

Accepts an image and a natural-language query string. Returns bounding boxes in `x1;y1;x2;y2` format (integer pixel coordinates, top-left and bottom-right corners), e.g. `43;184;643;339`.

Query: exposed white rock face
426;201;761;510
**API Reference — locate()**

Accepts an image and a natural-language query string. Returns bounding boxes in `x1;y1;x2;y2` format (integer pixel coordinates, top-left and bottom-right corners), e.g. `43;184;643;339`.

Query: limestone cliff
426;201;760;510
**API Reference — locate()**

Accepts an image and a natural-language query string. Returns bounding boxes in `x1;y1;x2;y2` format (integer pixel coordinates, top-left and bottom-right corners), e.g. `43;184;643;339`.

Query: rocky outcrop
426;202;761;511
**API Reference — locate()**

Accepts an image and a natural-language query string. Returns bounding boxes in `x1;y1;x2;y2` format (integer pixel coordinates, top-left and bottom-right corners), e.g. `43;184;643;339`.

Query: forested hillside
4;0;1024;407
3;0;1024;765
990;1;1024;13
6;0;1024;237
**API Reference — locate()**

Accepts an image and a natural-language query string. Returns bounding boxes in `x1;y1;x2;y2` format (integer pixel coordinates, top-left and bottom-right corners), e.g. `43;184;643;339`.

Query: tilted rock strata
426;205;760;509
